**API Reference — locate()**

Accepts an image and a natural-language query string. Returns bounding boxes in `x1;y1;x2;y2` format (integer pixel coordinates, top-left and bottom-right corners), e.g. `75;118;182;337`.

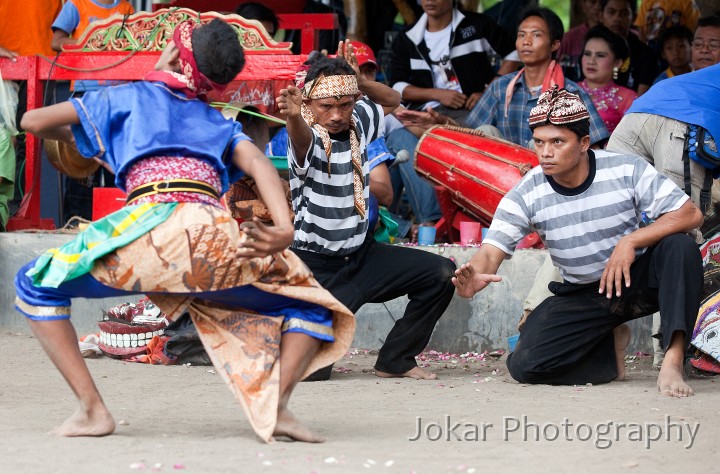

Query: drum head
44;139;99;179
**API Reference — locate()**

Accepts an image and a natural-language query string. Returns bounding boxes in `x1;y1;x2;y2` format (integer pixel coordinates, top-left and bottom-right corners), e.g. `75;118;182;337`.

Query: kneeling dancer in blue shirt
452;86;703;397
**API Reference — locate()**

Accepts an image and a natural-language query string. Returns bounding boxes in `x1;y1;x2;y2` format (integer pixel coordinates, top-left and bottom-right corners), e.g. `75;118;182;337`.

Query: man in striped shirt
278;44;457;381
453;87;703;397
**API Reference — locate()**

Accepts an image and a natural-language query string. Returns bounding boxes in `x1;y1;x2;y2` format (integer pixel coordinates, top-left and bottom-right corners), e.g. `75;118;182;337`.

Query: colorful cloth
528;86;590;128
579;80;637;134
125;156;223;207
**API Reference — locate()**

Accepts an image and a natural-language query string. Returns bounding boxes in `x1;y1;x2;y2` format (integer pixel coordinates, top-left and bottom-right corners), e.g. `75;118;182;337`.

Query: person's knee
657;233;701;262
506;350;541;383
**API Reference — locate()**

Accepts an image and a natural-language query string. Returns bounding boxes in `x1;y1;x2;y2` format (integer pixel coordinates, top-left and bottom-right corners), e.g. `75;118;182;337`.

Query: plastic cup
459;221;481;245
507;334;519;352
417;226;437;245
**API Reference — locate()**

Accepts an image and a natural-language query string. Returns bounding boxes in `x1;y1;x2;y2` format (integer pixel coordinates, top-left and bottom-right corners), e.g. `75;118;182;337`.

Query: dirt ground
1;330;718;474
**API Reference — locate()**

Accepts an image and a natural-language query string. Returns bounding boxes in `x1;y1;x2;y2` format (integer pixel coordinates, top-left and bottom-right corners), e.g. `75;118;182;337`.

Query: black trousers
293;238;456;374
507;233;702;385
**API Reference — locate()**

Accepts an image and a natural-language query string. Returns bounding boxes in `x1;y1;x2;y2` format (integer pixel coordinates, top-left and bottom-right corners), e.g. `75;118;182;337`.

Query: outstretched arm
452;243;508;298
276;85;313;168
20;101;79;142
338;41;400;115
599;200;703;299
231;140;294;257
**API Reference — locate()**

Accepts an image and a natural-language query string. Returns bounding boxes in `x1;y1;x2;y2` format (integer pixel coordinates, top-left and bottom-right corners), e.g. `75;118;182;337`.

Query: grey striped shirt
288;97;383;255
485;150;690;284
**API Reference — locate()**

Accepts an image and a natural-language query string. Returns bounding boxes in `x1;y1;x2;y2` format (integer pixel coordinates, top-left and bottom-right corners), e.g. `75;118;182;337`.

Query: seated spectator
579;25;637;134
385;0;519;231
397;7;610;149
653;25;694;83
691;14;720;70
558;0;603;82
601;0;660;95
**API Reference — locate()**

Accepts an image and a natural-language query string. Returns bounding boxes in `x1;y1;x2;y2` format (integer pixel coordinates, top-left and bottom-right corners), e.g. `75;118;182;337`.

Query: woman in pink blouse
579;25;637;134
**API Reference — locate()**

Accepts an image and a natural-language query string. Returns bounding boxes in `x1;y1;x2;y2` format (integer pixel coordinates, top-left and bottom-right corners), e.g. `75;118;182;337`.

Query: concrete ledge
0;233;651;352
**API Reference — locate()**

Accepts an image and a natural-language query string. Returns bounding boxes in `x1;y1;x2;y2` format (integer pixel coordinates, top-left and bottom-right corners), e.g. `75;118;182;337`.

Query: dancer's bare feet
657;365;694;397
657;331;694;398
375;366;438;380
613;324;631;381
273;407;325;443
51;405;115;437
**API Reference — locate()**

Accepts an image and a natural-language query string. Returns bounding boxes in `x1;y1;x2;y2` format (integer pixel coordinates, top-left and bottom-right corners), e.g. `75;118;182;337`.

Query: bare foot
273;407;326;443
375;366;438;380
51;406;115;437
613;324;631;381
657;364;694;398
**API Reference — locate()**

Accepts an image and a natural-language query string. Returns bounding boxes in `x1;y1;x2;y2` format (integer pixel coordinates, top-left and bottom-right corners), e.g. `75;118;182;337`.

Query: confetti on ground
173;464;185;470
324;457;338;464
130;462;145;470
384;460;394;467
262;460;272;466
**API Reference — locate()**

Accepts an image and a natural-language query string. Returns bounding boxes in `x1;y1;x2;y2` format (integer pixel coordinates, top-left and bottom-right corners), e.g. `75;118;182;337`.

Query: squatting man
452;87;703;398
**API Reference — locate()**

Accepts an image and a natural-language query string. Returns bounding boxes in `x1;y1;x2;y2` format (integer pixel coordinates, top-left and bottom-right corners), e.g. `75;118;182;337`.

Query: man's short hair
659;25;694;48
305;57;356;85
697;15;720;29
192;19;245;85
600;0;637;16
518;7;565;58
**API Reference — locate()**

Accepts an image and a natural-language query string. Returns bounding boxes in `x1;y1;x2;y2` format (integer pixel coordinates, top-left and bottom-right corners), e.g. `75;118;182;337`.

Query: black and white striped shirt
485;150;690;284
288;98;383;255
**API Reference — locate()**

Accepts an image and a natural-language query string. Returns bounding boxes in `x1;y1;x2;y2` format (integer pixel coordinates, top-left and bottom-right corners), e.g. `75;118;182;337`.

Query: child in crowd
653;25;694;83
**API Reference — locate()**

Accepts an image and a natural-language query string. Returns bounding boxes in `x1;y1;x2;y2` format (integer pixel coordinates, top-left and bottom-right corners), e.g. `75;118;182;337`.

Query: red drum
415;125;538;224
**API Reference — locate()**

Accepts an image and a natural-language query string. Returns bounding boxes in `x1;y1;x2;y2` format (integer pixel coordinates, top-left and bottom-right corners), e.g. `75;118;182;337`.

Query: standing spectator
653;25;694;83
579;25;637;134
51;0;135;55
601;0;660;95
558;0;603;82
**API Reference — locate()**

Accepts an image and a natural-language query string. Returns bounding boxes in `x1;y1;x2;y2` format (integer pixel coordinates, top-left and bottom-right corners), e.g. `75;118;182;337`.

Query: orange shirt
0;0;63;57
70;0;135;40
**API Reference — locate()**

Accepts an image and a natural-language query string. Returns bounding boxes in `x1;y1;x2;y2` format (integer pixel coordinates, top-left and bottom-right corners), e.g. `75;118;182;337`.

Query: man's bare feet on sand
375;366;438;380
273;408;326;443
613;324;631;381
51;406;115;437
657;364;694;397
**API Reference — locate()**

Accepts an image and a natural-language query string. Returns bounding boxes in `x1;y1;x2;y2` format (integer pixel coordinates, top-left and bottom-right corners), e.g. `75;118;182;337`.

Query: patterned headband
173;20;226;100
528;86;590;128
303;74;359;99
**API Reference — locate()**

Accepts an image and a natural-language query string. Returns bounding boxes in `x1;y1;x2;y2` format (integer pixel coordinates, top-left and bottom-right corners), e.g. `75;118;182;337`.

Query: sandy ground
1;329;719;474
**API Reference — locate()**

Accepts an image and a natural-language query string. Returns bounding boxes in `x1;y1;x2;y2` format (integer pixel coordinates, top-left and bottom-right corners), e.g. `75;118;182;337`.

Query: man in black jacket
389;0;518;119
